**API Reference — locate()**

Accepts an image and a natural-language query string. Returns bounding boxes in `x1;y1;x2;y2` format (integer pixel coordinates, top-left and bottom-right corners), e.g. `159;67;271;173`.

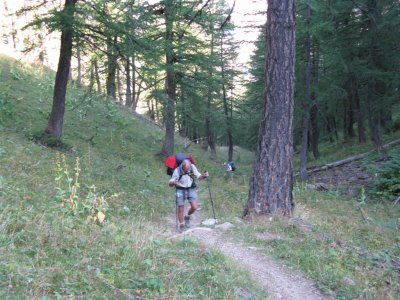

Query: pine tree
245;0;296;216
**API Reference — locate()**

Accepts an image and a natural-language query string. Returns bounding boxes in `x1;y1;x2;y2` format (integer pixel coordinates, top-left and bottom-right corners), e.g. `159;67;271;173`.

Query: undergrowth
374;149;400;200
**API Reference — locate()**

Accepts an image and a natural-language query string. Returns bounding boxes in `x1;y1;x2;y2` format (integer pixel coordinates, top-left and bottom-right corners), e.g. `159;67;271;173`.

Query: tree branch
220;0;236;29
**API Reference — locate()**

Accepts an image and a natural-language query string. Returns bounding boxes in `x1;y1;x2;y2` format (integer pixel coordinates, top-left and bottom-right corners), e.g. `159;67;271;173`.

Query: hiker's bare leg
178;205;185;224
188;201;198;216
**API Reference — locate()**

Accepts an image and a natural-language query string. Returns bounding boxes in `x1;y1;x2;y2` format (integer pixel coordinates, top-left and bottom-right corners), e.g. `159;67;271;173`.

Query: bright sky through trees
228;0;266;66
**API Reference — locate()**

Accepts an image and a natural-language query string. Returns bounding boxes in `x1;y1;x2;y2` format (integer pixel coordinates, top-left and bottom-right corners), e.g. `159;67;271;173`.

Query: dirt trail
160;207;334;300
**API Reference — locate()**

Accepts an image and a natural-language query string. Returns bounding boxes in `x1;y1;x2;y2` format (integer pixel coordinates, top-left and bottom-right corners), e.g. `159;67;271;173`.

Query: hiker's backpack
165;153;195;176
227;161;236;172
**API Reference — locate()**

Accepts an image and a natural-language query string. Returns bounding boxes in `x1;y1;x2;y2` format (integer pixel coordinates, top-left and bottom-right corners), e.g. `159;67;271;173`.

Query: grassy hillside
1;54;399;299
0;55;263;299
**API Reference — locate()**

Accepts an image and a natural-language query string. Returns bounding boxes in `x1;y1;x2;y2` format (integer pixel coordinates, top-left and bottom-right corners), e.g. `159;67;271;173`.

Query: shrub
374;150;400;200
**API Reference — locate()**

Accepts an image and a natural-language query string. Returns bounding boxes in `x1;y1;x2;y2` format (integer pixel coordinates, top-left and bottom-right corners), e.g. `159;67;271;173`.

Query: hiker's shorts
175;188;198;206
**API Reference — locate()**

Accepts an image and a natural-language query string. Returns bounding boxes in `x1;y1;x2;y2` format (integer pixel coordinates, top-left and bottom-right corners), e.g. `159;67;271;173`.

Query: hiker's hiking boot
184;215;191;228
179;223;185;232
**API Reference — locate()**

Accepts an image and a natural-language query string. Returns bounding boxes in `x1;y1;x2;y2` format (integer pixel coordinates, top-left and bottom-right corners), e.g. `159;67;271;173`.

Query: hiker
226;161;236;172
168;159;209;231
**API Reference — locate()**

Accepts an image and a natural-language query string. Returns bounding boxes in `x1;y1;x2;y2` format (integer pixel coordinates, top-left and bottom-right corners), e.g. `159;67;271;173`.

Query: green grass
0;55;264;299
1;54;399;299
232;187;400;299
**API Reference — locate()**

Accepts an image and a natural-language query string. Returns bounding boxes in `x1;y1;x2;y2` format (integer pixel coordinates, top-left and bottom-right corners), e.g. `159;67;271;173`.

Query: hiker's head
181;159;192;173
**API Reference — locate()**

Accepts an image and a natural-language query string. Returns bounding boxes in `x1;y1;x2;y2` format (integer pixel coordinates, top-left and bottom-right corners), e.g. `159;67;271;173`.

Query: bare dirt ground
159;207;334;300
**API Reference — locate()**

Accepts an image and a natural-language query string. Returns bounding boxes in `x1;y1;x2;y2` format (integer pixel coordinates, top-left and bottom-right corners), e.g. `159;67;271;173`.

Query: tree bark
94;58;102;94
161;0;176;156
45;0;77;139
132;53;141;111
245;0;296;217
203;8;216;158
106;35;117;99
310;100;319;159
310;44;319;159
220;33;234;162
117;66;123;103
343;98;356;139
88;60;95;93
132;54;138;112
351;74;366;143
125;57;132;107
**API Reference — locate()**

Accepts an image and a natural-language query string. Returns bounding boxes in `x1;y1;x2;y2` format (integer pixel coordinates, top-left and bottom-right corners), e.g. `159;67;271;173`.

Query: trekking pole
175;192;179;231
205;176;217;225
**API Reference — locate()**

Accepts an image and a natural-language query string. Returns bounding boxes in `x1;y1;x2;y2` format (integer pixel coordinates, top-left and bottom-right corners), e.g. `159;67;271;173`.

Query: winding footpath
161;210;334;300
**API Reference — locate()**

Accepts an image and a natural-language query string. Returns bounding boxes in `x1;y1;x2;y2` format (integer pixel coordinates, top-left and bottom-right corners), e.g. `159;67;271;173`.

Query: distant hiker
168;159;209;231
226;161;236;172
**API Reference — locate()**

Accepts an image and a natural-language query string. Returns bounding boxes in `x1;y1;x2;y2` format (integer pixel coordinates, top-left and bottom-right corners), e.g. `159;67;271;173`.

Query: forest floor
305;161;375;197
159;162;377;299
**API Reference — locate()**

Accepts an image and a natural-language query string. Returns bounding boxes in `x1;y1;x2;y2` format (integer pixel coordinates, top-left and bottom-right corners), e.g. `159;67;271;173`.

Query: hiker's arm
168;170;179;187
192;165;208;180
191;165;203;180
199;171;209;180
169;179;178;187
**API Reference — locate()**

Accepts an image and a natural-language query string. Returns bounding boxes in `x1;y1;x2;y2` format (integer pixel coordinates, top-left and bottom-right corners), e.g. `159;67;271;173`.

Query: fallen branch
295;139;400;177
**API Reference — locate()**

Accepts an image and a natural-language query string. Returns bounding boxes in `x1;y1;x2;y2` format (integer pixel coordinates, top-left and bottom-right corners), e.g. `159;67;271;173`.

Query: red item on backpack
165;153;195;175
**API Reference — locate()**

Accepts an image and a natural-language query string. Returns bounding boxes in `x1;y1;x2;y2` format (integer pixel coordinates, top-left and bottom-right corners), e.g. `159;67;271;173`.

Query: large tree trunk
131;54;138;112
343;99;356;139
326;120;334;143
220;34;234;162
117;67;124;103
93;58;102;94
327;115;339;143
245;0;296;217
203;11;216;158
45;0;77;139
310;44;319;159
299;110;309;181
106;35;117;99
365;0;384;151
125;57;132;107
179;87;188;138
161;0;176;156
351;74;366;143
310;100;319;159
222;81;233;162
367;83;383;150
88;60;95;93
